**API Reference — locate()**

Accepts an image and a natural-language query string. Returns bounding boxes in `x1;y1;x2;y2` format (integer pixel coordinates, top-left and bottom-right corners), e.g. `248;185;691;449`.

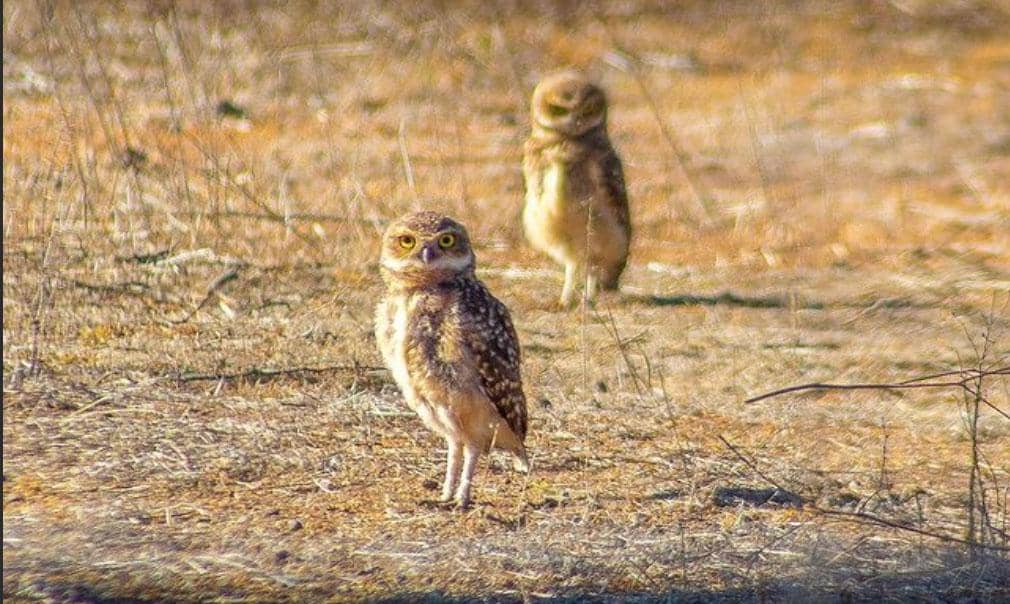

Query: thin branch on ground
745;366;1010;421
175;364;385;384
741;351;1010;554
814;506;1010;553
152;210;375;225
169;267;241;324
182;132;318;246
717;434;788;493
718;433;1010;553
596;305;646;396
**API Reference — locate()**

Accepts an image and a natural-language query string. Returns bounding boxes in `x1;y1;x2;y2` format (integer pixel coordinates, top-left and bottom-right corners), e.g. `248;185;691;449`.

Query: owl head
530;71;608;137
379;211;475;288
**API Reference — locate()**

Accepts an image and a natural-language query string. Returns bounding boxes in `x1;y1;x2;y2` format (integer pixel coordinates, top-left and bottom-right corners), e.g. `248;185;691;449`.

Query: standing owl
374;211;529;508
522;71;631;307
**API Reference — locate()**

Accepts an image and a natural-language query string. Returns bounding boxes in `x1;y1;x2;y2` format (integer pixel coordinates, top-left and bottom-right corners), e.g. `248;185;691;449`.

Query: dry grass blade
168;267;240;324
595;15;712;226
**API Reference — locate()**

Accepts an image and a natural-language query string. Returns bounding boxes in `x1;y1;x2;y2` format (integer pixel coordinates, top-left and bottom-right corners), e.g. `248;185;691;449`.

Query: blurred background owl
522;71;631;308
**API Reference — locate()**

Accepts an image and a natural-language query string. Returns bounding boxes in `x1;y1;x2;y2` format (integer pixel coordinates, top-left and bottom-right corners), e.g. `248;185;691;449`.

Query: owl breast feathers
403;278;528;443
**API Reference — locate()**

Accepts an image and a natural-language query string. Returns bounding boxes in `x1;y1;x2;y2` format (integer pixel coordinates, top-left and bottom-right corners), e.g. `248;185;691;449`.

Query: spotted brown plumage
375;211;529;508
457;278;528;441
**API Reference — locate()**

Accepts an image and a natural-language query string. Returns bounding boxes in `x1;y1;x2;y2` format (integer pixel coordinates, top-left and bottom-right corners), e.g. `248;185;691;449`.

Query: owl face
531;71;607;137
380;211;475;285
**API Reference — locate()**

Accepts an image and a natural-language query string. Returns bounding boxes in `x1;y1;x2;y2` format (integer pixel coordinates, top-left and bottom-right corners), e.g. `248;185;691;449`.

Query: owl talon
554;297;595;311
420;498;457;510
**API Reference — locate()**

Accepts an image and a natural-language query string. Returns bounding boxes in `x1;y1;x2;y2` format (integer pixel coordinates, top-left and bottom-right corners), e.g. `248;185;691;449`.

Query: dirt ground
3;1;1010;601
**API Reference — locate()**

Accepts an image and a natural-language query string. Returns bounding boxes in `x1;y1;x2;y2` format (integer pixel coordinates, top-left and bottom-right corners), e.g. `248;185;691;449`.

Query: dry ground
4;1;1010;602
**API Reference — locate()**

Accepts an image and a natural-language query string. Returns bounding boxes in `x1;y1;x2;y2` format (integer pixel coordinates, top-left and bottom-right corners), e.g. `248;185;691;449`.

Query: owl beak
420;246;436;265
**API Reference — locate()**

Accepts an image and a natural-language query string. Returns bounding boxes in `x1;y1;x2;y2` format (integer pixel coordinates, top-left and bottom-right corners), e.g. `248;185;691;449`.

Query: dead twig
596;306;646;396
398;117;417;201
718;432;1010;553
717;434;788;493
742;343;1010;554
175;364;385;384
169;267;240;324
63;277;155;297
182;131;318;246
745;366;1010;421
814;506;1010;553
152;210;374;225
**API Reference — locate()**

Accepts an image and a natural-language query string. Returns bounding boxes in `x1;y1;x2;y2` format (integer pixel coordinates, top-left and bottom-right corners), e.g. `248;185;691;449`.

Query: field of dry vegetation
4;0;1010;601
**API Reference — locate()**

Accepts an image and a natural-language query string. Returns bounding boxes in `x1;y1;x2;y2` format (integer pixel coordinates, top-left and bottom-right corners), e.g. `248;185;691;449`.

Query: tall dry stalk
959;304;1004;557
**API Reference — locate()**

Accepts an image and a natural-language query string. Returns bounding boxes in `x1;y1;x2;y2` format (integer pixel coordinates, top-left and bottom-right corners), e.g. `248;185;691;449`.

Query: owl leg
584;271;599;304
454;443;481;507
560;262;577;308
440;441;463;502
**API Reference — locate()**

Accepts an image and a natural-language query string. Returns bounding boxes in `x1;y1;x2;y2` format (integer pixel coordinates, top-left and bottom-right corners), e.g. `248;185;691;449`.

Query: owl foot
420;498;459;510
420;498;472;511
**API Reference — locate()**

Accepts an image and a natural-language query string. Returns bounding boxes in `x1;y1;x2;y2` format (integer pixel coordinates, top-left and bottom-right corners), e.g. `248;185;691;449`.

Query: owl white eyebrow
380;256;417;271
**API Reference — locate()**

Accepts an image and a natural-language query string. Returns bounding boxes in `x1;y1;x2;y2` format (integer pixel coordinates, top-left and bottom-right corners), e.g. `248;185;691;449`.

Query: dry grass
4;1;1010;601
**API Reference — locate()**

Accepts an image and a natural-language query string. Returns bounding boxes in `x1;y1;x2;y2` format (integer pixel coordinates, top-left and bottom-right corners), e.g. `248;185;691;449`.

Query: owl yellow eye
547;104;569;117
398;235;416;250
438;233;456;249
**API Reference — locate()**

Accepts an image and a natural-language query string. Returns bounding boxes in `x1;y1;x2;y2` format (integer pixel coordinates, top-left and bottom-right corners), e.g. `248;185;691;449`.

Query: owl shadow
624;291;939;312
625;291;824;310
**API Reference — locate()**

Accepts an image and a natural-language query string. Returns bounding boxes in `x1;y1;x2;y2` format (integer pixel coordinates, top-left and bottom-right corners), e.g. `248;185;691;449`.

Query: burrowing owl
374;211;530;508
523;70;631;307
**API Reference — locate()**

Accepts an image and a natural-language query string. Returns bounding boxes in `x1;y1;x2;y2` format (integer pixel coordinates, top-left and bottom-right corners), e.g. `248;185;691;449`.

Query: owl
522;70;631;307
374;211;530;508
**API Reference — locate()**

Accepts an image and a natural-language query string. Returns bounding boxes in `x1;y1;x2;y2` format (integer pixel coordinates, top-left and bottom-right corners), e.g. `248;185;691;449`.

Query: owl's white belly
524;162;580;264
381;296;459;440
540;162;567;210
524;160;628;273
386;298;417;406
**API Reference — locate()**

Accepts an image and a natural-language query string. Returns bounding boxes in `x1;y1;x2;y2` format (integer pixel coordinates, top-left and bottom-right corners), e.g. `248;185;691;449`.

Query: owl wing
593;145;631;234
458;283;528;442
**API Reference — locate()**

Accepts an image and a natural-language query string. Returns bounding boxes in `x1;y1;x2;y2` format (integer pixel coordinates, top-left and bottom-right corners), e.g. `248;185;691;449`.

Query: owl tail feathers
600;275;621;291
511;449;531;474
600;259;627;291
491;423;529;472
